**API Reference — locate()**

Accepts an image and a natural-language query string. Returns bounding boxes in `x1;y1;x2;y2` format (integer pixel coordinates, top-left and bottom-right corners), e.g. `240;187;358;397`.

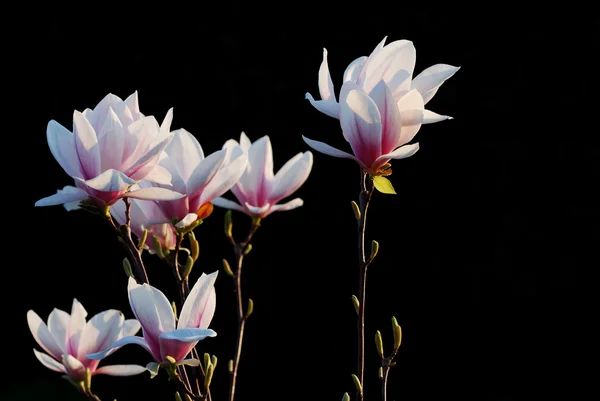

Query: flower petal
123;319;142;337
343;56;367;84
301;136;363;166
35;186;89;207
178;272;218;330
47;308;70;354
142;165;172;186
244;136;274;206
46;120;82;178
373;143;420;167
341;89;382;166
197;151;248;205
359;40;416;94
33;349;65;373
211;197;245;212
186;149;227;197
164;129;205;183
159;328;216;362
245;203;271;215
160;328;217;342
270;152;313;204
124;91;142;119
73;111;101;180
161;108;174;132
97;108;126;172
305;93;340;119
318;48;336;101
128;277;176;338
85;169;136;192
397;89;425;144
62;353;86;381
268;198;304;214
423;109;452;124
411;64;460;105
127;134;174;182
94;364;147;376
86;335;152;361
369;80;403;154
68;299;88;357
27;310;63;360
77;310;124;361
174;213;198;228
123;187;184;201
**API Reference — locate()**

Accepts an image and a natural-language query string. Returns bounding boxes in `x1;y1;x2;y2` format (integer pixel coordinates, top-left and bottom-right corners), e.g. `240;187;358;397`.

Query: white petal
73;111;101;179
423;109;453;124
27;310;63;360
178;272;218;330
411;64;460;104
198;151;248;205
305;93;340;119
47;309;70;354
174;213;198;228
244;135;274;203
142;165;172;185
186;149;227;197
68;299;88;356
268;198;304;213
46;120;82;178
97;108;126;172
85;169;136;192
301;136;363;166
35;186;89;207
127;133;174;181
270;152;313;204
318;48;336;101
397;89;425;144
340;89;382;163
359;40;415;94
33;349;65;373
245;203;270;215
161;108;174;132
124;91;142;119
164;129;204;182
373;143;420;167
94;364;147;376
86;335;151;360
62;353;86;381
160;328;217;342
369;80;403;154
239;132;251;152
211;197;245;212
77;310;124;360
123;319;142;337
123;187;184;201
128;277;176;338
343;56;367;83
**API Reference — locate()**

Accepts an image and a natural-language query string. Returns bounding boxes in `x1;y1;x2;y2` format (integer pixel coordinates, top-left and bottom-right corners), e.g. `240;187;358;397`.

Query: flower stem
380;365;390;401
227;218;260;401
357;170;374;401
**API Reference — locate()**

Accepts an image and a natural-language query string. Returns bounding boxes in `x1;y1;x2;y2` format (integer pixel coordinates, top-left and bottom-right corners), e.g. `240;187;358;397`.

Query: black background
4;4;597;401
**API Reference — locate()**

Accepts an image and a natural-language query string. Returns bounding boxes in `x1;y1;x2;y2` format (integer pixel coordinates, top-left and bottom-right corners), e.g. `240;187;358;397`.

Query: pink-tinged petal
164;129;205;183
27;311;63;360
142;165;172;186
94;364;147;376
211;197;245;212
85;169;136;192
197;152;248;205
123;319;142;337
397;90;425;144
305;93;340;119
411;64;460;105
67;299;88;357
270;152;313;204
239;132;251;152
161;108;174;132
341;89;382;166
46;120;82;178
174;213;198;228
369;80;403;154
423;109;453;124
245;136;274;206
98;108;126;172
124;188;183;203
343;56;367;84
64;200;82;211
89;94;125;129
268;198;304;214
318;48;336;101
47;309;69;354
301;136;364;167
372;143;420;168
359;40;415;93
33;349;65;373
186;149;227;197
159;328;216;362
86;335;152;361
35;186;89;207
110;96;135;127
124;91;142;120
62;353;86;381
245;203;271;216
178;272;218;330
121;116;162;167
127;133;174;181
128;277;176;338
77;310;124;362
73;111;101;179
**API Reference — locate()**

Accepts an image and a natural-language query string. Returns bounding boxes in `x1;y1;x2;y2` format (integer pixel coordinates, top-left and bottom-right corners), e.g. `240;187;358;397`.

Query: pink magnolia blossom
35;92;184;209
147;129;248;229
213;133;313;218
27;299;145;382
87;272;217;364
303;37;459;175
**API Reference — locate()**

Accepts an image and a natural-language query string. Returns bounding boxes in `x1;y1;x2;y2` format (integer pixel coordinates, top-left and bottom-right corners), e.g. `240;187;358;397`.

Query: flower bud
224;210;233;238
138;229;148;251
211;355;218;370
391;316;402;352
184;394;193;401
369;240;379;261
342;393;350;401
175;392;183;401
204;353;211;370
351;295;360;314
122;258;133;278
351;374;362;395
222;259;234;277
245;298;254;319
181;255;194;279
171;302;178;322
375;330;384;358
243;244;252;255
228;359;234;373
189;231;200;261
204;363;214;389
351;201;361;220
152;236;165;259
378;367;383;378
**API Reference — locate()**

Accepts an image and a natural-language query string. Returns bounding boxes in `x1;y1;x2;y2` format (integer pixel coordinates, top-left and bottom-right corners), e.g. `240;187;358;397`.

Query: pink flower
35;92;184;209
213;133;313;218
87;272;217;364
147;129;248;229
27;299;145;382
303;37;459;175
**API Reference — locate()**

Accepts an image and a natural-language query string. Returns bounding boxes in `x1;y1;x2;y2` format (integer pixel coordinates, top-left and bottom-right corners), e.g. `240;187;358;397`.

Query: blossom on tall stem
35;92;184;209
213;132;313;218
87;272;218;365
146;129;248;229
27;299;145;382
303;37;459;176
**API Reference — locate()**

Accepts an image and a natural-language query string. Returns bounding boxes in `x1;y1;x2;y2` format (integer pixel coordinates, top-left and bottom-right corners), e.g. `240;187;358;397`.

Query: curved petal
305;93;340;119
397;89;425;144
123;187;184;201
33;349;65;373
197;152;248;205
423;109;452;124
186;149;227;197
301;136;363;167
318;48;336;101
141;165;172;186
127;277;175;338
372;143;420;168
97;108;125;172
160;108;174;133
270;152;313;204
178;272;218;330
27;310;63;360
46;120;82;178
47;308;70;354
174;213;198;229
124;91;142;120
244;136;274;206
268;198;304;214
73;111;101;180
369;80;403;154
159;329;216;362
62;354;86;381
67;299;88;357
211;197;245;212
239;132;251;152
77;310;124;361
341;89;382;166
411;64;460;104
94;364;147;376
85;169;136;192
343;56;367;84
164;129;204;183
85;335;152;361
127;134;174;181
160;328;217;341
359;40;415;93
35;186;89;207
123;319;141;337
245;203;270;216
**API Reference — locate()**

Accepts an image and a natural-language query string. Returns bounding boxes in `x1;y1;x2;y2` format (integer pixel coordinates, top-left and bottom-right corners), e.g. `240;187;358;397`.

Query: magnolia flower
213;133;313;218
27;299;145;382
303;37;459;175
35;92;184;209
147;129;248;228
87;272;217;365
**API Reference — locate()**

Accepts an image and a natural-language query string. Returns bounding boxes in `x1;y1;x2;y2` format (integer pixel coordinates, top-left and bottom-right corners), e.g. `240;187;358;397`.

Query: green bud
84;367;92;393
224;210;233;238
181;256;194;279
165;355;177;365
204;363;214;389
351;295;360;314
369;240;379;261
222;259;234;277
245;298;254;319
243;243;252;255
378;367;383;379
122;258;133;278
171;301;178;322
342;393;350;401
375;330;384;358
204;353;211;370
211;355;218;370
228;359;234;373
351;374;363;395
175;392;183;401
391;316;402;352
184;394;193;401
138;229;148;251
189;231;200;261
351;201;361;220
152;236;165;259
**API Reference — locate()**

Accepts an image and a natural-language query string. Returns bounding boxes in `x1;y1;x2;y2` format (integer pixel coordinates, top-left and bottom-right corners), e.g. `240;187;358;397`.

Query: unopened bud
184;394;193;401
378;367;383;378
222;259;234;277
189;231;200;261
204;363;214;389
152;236;165;259
171;302;178;322
245;298;254;318
351;201;361;220
211;355;218;370
122;258;133;278
243;243;252;255
203;353;211;370
182;256;194;279
175;392;183;401
224;210;233;238
391;316;402;352
351;374;362;395
138;229;148;251
375;330;384;358
342;393;350;401
369;240;379;261
165;355;177;365
351;295;360;314
228;359;234;373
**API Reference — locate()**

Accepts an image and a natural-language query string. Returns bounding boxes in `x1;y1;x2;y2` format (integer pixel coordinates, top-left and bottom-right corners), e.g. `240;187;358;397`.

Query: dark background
4;4;596;401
